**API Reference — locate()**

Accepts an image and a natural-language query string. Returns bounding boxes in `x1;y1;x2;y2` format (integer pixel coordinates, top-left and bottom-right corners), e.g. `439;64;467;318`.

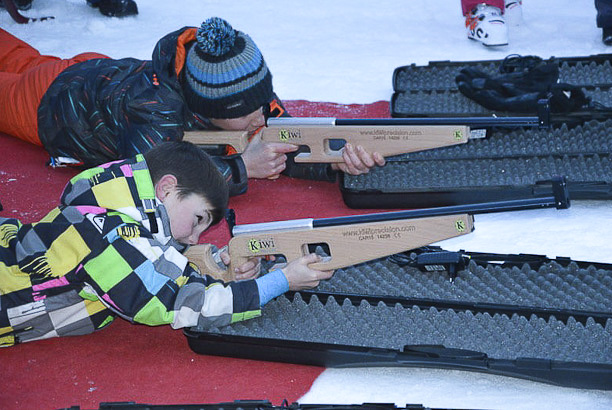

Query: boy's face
210;106;265;132
164;191;213;245
155;175;213;245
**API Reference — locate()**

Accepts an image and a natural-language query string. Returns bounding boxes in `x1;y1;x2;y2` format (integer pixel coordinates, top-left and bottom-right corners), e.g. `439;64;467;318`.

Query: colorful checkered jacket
0;155;261;347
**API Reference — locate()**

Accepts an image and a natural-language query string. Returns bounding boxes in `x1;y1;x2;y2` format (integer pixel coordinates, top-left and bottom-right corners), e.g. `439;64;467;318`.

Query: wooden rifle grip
183;244;233;282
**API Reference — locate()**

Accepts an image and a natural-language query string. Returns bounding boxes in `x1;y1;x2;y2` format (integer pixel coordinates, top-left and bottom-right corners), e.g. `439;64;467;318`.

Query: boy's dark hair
144;141;229;226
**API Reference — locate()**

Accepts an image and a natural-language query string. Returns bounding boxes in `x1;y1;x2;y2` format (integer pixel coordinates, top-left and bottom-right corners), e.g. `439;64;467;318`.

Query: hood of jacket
151;26;196;86
59;155;181;249
151;26;217;128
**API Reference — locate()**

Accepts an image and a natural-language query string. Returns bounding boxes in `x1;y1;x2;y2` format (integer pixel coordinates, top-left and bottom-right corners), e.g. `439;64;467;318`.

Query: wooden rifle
183;113;548;163
185;177;569;282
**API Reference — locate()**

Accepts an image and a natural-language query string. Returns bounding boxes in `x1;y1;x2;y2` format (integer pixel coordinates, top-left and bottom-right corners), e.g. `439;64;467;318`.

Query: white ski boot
504;0;523;26
465;4;508;47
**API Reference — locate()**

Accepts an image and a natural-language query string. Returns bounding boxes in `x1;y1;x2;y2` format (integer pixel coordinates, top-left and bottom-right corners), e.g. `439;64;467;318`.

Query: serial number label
362;129;424;141
341;225;416;241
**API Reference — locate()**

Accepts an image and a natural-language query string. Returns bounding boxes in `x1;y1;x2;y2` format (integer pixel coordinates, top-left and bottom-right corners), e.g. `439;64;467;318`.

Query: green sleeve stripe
231;309;261;323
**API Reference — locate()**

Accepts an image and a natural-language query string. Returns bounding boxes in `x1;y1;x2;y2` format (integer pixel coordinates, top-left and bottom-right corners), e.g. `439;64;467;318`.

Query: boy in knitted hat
0;17;384;196
0;141;333;346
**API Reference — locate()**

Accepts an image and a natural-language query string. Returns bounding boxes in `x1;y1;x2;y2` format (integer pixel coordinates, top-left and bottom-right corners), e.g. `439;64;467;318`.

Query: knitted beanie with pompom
182;17;273;119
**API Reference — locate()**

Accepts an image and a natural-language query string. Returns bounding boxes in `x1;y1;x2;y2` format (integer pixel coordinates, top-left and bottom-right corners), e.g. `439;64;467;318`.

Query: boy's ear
154;174;178;199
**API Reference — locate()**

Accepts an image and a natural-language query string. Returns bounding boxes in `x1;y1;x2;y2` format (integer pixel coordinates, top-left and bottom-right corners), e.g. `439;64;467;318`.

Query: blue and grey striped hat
183;17;273;119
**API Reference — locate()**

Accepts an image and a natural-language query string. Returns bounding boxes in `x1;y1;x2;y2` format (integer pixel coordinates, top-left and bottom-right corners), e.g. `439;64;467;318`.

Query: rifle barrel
314;196;564;229
335;117;542;127
266;116;543;128
231;177;569;235
232;218;314;236
315;176;569;228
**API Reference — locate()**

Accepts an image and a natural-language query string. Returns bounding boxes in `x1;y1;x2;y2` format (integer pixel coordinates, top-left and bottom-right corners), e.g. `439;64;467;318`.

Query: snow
2;0;612;408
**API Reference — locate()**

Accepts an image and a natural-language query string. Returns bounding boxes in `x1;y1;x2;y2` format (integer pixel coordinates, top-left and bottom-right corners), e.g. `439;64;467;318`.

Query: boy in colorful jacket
0;17;384;196
0;141;332;347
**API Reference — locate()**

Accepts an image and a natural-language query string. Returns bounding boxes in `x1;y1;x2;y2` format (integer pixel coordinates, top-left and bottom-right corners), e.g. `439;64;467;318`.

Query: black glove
456;56;590;114
456;67;545;112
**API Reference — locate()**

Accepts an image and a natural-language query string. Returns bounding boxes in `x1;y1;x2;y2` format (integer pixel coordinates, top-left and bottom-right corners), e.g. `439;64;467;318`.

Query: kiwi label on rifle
278;129;301;142
247;237;277;254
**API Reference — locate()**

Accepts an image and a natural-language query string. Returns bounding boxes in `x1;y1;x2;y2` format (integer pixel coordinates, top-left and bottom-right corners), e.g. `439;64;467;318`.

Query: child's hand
219;250;262;281
242;131;298;179
282;253;334;291
331;143;386;175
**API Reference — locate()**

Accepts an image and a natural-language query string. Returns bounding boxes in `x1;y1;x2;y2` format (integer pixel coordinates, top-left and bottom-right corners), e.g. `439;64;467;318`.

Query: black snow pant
595;0;612;28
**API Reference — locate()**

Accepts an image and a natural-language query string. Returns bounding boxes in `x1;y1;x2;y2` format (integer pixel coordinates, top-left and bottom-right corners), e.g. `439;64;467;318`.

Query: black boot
603;27;612;46
87;0;138;17
0;0;33;11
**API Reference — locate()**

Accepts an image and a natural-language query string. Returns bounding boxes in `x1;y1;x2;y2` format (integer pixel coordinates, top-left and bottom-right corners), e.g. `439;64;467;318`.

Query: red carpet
0;100;390;410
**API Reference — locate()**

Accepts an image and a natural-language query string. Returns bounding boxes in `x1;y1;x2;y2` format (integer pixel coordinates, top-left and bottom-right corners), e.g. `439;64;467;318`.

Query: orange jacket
0;28;108;145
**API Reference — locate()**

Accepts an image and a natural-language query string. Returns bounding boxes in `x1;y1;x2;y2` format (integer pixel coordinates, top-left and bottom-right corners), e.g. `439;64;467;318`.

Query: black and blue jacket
37;26;336;196
37;26;250;195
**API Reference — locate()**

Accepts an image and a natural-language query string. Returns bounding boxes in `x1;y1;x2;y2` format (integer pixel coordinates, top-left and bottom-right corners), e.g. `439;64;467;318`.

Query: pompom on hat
182;17;273;119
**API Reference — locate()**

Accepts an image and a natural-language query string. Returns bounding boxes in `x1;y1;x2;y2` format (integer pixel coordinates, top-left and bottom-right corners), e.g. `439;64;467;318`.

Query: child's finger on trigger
269;142;299;153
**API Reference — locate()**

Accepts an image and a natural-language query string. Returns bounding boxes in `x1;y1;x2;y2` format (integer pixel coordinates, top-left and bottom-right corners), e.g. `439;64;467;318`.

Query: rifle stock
187;213;473;282
184;130;251;153
225;214;474;280
184;118;470;163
